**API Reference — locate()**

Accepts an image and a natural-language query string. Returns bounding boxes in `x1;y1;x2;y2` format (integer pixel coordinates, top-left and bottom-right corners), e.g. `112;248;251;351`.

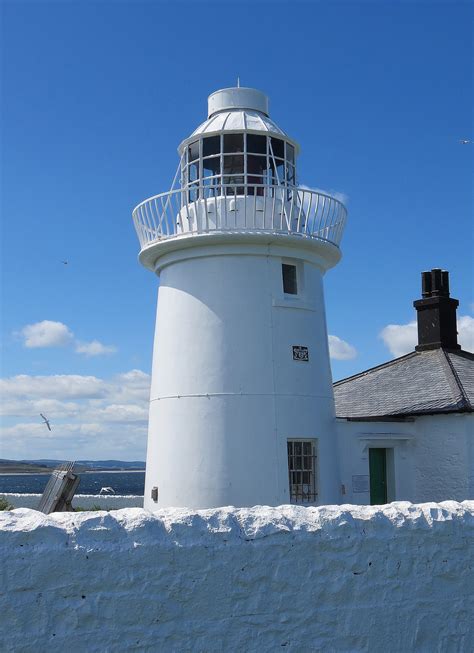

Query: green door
369;448;387;505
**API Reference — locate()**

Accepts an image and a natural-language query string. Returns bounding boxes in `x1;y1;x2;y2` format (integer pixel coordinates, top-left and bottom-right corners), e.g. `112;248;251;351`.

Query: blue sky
1;1;472;460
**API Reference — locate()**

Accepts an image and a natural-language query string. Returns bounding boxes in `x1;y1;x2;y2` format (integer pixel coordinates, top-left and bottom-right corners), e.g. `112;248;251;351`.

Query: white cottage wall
337;413;474;504
144;241;340;510
413;413;473;502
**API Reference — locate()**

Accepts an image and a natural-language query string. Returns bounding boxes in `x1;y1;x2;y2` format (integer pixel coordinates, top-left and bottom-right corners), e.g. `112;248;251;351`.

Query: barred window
287;439;317;503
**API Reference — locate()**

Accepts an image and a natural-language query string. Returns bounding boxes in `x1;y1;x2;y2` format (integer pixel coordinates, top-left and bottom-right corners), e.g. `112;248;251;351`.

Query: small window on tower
287;439;317;503
282;263;297;295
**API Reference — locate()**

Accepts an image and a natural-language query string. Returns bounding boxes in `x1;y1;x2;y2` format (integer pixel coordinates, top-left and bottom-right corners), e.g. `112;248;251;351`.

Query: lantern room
178;87;299;199
132;86;347;270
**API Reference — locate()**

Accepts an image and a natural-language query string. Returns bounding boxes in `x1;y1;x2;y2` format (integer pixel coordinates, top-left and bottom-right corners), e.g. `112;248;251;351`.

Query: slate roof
333;348;474;419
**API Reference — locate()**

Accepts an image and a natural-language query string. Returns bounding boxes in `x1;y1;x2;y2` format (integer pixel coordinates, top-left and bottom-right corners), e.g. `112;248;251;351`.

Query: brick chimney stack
414;268;460;351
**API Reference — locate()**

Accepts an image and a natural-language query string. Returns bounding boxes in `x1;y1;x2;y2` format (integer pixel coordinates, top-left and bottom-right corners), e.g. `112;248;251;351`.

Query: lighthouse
133;87;347;510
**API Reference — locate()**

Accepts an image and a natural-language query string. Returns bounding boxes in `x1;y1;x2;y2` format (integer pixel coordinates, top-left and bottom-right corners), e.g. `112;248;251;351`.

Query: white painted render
336;412;474;504
207;87;269;117
144;238;340;509
1;503;472;652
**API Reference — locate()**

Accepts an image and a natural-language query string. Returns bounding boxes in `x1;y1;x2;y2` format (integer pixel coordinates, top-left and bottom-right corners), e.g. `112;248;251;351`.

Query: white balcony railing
132;184;347;250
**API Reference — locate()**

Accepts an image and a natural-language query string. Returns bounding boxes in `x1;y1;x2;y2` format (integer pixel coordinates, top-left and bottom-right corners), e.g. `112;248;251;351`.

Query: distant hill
0;459;145;474
0;460;54;474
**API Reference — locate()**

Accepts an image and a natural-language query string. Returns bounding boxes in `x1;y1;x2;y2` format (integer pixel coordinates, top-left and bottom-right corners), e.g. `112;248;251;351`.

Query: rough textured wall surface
1;502;473;652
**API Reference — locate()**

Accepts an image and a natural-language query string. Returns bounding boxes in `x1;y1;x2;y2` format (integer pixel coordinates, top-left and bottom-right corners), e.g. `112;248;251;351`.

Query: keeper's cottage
335;268;474;505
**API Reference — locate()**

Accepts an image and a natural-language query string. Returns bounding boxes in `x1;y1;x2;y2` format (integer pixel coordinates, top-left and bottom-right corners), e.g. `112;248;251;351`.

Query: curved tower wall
143;238;340;509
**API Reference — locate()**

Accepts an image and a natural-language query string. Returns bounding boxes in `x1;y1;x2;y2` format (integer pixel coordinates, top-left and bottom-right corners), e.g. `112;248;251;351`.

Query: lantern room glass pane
287;164;295;186
188;183;199;201
247;155;267;179
247;177;265;196
286;143;295;164
202;135;220;157
203;156;220;177
188;140;199;162
246;134;267;154
188;161;199;182
275;161;285;184
224;134;244;153
224;178;245;195
223;154;244;175
270;137;285;159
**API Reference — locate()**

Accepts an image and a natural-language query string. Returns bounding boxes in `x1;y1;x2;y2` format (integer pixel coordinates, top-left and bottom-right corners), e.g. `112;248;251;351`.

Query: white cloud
0;374;106;400
458;315;474;352
328;335;357;360
0;370;150;460
298;184;347;205
20;320;73;348
75;340;117;357
17;320;116;357
379;320;418;358
380;315;474;357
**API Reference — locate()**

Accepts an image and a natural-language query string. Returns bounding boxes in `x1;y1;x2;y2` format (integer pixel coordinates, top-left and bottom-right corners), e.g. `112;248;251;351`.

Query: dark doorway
369;448;387;505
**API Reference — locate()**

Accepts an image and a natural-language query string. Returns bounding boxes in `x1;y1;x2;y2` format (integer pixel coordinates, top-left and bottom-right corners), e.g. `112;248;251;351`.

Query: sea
0;471;145;496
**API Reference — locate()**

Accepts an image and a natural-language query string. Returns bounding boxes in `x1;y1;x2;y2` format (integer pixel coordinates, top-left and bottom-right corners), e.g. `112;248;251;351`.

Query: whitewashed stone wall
1;502;473;652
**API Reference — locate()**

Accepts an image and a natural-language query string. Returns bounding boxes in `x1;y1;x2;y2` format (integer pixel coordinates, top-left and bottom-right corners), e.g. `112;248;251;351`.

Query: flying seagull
40;413;51;431
459;139;471;144
99;487;116;495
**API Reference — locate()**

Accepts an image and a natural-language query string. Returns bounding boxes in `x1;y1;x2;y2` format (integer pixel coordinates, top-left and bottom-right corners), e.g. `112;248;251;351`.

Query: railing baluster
328;199;338;242
141;204;153;242
306;191;313;235
297;189;304;233
289;188;296;232
312;192;320;236
234;186;237;230
244;182;247;228
318;196;327;238
204;192;209;233
253;185;257;230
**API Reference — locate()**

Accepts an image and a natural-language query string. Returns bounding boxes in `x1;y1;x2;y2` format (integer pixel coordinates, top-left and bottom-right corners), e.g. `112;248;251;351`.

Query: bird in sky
459;139;471;144
61;260;68;265
40;413;51;431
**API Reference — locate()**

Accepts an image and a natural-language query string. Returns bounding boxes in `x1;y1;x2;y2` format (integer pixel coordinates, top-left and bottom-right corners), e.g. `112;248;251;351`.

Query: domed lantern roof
178;86;300;155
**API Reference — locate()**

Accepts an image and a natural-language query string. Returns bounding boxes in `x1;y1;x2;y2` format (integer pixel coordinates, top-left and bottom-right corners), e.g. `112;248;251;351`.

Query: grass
74;504;105;511
0;496;14;510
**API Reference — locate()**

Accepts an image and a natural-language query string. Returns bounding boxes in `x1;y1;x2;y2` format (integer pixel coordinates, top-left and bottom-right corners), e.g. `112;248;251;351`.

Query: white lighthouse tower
133;87;347;510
